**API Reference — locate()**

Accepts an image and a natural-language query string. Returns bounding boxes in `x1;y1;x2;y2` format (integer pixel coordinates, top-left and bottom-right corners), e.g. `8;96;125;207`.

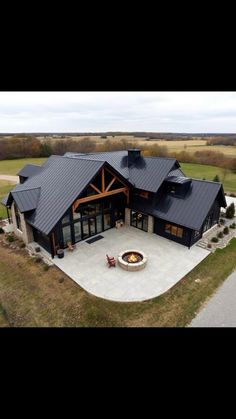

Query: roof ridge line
191;178;222;185
13;186;41;192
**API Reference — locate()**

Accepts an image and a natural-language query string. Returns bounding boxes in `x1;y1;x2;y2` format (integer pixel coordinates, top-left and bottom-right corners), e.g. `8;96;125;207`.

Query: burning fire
128;253;139;263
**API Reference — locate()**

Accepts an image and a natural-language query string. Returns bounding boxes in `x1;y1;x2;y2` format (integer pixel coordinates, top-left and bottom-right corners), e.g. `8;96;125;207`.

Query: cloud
0;92;236;132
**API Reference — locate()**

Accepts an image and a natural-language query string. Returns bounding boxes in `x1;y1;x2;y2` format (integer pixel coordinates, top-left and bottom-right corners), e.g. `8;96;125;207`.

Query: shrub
230;223;236;229
35;246;41;253
213;175;220;182
43;265;50;271
6;234;15;242
230;193;236;197
20;242;25;248
220;218;226;225
226;203;235;219
207;243;212;248
0;227;4;234
34;256;42;263
211;237;219;243
217;231;224;238
223;226;229;235
59;277;64;283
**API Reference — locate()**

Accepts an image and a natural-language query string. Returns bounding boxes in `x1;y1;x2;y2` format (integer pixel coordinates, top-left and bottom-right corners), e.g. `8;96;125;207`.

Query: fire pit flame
128;253;139;263
118;250;148;271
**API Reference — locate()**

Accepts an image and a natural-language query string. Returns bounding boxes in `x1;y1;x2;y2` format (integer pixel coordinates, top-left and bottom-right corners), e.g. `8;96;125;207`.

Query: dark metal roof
10;156;104;235
1;193;10;207
153;180;226;230
17;164;42;178
5;150;227;236
67;151;178;193
167;168;186;178
166;176;192;185
11;188;41;212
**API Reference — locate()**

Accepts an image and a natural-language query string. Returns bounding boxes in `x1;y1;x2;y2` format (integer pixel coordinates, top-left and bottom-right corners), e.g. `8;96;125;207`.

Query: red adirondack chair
106;254;116;268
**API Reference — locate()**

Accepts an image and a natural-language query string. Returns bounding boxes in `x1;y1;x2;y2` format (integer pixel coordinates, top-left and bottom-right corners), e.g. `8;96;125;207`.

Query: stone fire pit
118;250;148;271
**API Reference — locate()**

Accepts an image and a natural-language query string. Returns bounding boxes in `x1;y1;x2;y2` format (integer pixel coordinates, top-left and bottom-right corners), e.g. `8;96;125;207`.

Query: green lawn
1;236;236;327
0;158;46;175
181;163;236;193
0;181;13;219
0;158;235;193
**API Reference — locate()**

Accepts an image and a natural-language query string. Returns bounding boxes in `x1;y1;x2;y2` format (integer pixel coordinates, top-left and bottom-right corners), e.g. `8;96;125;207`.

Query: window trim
165;223;183;238
14;203;22;232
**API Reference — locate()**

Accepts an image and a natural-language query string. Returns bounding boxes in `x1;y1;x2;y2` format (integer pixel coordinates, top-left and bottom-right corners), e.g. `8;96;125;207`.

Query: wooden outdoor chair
67;241;76;251
106;254;116;268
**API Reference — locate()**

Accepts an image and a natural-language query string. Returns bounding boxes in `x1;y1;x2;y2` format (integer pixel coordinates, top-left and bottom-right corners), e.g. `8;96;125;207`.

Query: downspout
50;232;56;259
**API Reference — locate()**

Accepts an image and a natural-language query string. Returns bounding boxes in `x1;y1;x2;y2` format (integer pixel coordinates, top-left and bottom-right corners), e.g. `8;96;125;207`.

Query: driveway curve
0;175;18;183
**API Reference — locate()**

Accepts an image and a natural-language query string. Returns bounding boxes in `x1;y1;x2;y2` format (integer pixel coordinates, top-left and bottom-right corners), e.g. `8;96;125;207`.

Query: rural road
0;175;18;183
189;270;236;327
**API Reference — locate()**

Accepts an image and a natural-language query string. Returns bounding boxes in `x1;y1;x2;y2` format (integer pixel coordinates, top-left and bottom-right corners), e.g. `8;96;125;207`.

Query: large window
14;203;22;231
74;221;82;242
165;223;183;238
131;211;148;232
104;213;111;230
62;224;72;245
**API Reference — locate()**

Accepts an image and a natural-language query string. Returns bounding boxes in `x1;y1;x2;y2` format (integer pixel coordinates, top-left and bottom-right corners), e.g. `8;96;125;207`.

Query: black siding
154;217;192;247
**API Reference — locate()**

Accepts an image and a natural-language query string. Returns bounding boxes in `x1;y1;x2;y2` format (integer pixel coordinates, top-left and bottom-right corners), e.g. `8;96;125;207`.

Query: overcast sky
0;91;236;133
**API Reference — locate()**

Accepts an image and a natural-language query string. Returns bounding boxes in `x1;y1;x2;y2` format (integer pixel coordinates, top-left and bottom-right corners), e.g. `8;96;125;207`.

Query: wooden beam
89;183;101;194
73;187;128;212
105;176;116;192
104;166;127;187
101;168;105;193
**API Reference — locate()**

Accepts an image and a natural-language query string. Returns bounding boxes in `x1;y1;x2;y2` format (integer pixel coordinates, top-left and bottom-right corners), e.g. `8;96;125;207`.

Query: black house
1;149;227;257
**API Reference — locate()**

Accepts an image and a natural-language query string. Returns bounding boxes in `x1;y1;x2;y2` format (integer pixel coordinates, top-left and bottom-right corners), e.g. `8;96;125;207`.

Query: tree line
0;135;236;173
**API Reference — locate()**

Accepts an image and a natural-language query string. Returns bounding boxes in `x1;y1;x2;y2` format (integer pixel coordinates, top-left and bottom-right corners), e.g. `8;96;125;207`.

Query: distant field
0;181;13;219
0;158;46;176
181;163;236;192
40;136;236;157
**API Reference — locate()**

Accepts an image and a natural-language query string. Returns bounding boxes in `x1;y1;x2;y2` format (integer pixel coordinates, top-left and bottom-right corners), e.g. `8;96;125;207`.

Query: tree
226;203;235;219
213;175;220;182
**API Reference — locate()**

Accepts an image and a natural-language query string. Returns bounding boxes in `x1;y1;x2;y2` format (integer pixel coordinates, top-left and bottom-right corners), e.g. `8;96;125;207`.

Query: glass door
89;217;96;236
82;219;89;240
96;214;103;234
62;224;72;247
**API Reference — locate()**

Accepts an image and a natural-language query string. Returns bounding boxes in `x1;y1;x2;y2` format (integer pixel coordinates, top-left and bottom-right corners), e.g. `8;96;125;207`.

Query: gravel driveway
189;270;236;327
0;175;18;183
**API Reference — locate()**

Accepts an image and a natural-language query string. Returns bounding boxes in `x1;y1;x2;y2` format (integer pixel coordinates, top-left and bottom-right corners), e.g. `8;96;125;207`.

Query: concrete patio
53;226;209;302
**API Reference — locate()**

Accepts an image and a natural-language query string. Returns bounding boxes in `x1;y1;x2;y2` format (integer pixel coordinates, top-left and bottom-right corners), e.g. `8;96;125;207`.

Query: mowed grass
0;238;236;327
0;181;14;219
0;158;46;175
181;163;236;193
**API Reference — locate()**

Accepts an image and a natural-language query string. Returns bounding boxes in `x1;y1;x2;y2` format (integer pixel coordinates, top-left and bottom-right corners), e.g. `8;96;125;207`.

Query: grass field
0;181;14;219
0;158;235;193
0;236;236;327
0;158;46;176
181;163;236;193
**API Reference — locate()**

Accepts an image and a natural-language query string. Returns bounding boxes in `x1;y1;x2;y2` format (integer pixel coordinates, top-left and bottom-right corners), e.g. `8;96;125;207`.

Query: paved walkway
0;175;18;183
189;270;236;327
53;226;209;302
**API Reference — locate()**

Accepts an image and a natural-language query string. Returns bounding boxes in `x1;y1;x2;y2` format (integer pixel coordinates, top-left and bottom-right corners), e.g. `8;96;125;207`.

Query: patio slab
53;226;209;302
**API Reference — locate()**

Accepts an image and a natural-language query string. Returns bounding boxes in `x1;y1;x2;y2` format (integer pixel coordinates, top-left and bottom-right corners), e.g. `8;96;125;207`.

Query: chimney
128;149;141;166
